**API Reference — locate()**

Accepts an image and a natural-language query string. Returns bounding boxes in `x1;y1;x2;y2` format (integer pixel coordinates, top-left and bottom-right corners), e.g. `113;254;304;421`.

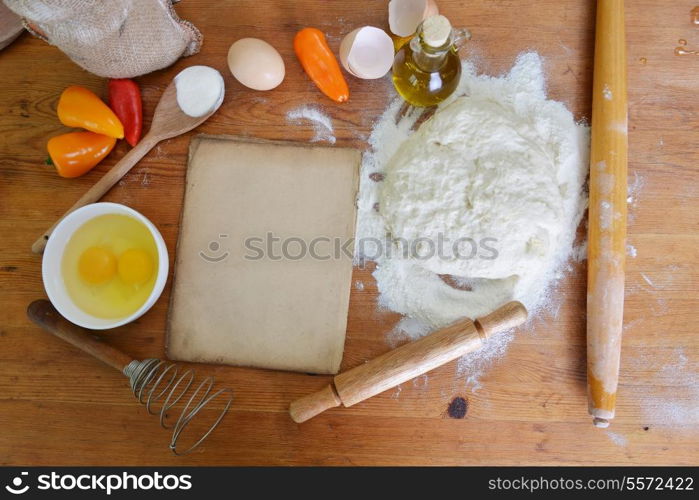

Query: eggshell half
388;0;440;37
425;0;440;17
227;38;285;91
339;27;394;79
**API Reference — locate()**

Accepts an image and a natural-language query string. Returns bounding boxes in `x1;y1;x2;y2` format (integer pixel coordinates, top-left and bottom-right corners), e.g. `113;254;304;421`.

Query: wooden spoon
32;80;221;254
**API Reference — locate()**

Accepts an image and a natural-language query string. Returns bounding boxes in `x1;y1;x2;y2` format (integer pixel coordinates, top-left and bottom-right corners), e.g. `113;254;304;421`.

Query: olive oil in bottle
392;15;466;107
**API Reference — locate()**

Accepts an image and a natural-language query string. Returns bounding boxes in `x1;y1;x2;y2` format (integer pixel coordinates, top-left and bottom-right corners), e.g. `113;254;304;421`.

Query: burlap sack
3;0;202;78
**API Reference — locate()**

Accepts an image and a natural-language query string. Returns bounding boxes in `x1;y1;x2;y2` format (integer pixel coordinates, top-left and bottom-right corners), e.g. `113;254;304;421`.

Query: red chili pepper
108;79;142;147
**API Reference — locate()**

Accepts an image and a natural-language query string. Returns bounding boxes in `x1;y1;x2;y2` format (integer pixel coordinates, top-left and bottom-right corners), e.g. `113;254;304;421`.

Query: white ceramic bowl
42;202;169;330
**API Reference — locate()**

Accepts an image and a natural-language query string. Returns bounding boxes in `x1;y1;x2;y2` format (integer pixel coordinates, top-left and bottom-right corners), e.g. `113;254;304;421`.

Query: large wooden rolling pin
290;301;527;423
586;0;628;428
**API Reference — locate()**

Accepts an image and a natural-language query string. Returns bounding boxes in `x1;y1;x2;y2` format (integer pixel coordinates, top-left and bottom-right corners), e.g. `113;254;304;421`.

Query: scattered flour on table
641;273;656;289
355;53;590;388
286;105;336;144
627;170;646;201
626;170;645;224
456;327;516;391
606;431;628;447
639;347;699;426
413;374;429;389
572;240;588;263
141;168;150;187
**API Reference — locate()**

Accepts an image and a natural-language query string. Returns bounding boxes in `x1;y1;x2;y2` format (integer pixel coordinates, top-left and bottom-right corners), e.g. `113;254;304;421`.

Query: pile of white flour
356;53;589;347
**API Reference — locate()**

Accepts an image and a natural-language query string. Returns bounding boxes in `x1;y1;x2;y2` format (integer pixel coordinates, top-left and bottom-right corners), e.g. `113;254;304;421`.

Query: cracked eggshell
388;0;440;37
227;38;285;91
339;26;394;79
425;0;440;17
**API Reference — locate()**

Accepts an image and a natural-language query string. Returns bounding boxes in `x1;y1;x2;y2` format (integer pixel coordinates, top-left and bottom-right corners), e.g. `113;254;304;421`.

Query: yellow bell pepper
57;86;124;139
47;131;117;178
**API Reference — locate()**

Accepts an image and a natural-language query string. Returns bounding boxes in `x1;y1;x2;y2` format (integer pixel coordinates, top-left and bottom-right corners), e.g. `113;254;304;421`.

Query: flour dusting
627;170;645;224
640;348;699;426
606;431;628;447
286;105;336;144
456;327;516;391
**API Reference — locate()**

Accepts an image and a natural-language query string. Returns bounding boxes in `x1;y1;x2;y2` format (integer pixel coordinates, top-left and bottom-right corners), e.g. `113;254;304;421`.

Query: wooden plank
0;399;696;465
0;0;697;465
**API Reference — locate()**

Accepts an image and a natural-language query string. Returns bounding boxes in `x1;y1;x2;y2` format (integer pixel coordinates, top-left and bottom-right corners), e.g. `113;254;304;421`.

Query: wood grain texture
586;0;629;426
0;0;697;465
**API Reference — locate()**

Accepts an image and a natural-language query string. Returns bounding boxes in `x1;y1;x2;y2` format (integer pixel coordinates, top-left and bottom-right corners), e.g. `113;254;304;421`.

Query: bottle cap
422;15;452;47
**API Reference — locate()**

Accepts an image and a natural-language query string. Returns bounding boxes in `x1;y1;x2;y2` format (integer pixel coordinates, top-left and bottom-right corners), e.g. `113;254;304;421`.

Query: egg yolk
78;246;117;284
118;248;154;285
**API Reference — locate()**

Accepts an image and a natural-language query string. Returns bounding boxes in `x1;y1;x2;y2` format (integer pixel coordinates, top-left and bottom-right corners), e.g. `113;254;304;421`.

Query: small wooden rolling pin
290;301;527;423
586;0;628;428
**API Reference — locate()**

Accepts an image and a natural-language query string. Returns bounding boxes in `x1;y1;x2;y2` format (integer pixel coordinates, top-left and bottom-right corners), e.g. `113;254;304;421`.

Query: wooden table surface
1;0;697;466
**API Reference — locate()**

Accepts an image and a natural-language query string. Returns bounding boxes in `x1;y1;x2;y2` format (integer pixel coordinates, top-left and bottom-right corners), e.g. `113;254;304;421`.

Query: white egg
339;27;394;80
227;38;285;91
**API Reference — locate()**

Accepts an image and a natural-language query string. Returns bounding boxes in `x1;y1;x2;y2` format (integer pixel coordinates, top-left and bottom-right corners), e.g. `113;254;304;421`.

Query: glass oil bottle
392;15;469;107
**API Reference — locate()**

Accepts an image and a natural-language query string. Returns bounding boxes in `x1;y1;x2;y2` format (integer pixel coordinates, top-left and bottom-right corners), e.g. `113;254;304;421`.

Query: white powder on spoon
174;65;225;117
356;53;589;382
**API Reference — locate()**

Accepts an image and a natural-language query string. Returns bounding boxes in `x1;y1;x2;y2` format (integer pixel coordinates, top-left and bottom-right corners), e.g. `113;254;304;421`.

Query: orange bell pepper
47;131;117;178
57;86;124;139
294;28;349;103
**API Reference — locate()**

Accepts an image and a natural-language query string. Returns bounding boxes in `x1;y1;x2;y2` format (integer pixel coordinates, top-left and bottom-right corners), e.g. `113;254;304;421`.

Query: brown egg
227;38;285;91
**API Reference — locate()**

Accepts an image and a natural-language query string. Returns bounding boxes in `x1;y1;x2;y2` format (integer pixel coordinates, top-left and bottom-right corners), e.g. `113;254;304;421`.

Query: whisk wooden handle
290;301;528;423
27;300;133;372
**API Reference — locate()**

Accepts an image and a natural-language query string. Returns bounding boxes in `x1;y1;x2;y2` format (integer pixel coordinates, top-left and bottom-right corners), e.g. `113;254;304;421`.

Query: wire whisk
27;300;234;455
124;359;233;455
